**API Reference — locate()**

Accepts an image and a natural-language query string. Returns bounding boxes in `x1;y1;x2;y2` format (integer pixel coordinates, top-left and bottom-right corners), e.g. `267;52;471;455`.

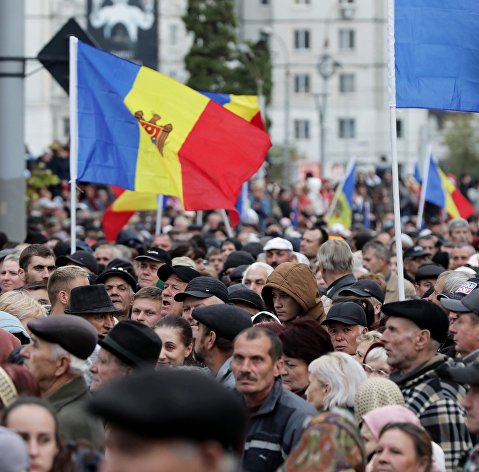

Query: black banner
87;0;158;70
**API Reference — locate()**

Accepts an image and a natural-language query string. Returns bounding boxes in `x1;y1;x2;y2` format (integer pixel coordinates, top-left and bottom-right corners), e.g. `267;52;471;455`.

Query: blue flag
393;1;479;112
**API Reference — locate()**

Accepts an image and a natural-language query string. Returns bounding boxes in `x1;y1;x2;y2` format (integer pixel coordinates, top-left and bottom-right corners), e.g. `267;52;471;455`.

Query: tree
443;113;479;175
182;0;271;103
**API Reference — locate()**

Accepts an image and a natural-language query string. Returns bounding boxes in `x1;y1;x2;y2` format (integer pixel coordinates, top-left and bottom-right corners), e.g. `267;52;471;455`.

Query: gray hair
51;344;88;375
317;240;354;273
242;262;274;285
448;217;469;233
362;240;390;262
364;346;388;365
309;351;367;410
443;271;470;293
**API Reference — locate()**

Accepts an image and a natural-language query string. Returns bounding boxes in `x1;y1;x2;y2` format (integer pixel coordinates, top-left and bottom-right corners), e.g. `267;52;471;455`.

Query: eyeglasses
362;363;389;377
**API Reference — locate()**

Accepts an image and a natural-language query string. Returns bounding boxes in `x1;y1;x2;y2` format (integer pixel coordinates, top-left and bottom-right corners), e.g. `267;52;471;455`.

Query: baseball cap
174;276;229;303
157;264;201;283
56;250;99;274
382;299;449;343
96;266;137;291
403;246;431;260
446;361;479;386
338;280;385;304
135;247;171;265
322;302;368;327
440;284;479;315
263;237;293;252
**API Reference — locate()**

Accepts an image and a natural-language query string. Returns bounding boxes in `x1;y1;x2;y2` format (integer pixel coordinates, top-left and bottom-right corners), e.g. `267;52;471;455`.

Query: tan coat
385;272;416;303
262;262;325;323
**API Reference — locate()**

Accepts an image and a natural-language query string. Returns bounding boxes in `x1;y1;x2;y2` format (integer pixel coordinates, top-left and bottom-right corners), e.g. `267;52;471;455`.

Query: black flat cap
382;299;449;343
96;266;137;291
322;302;367;327
157;264;200;283
403;246;431;260
338;280;385;304
88;369;247;452
105;258;136;276
228;285;265;311
99;320;161;368
229;265;249;283
415;263;445;283
56;250;99;274
135;247;171;265
441;287;479;315
222;251;255;272
192;304;252;341
66;285;121;315
174;277;229;303
446;362;479;386
28;315;98;359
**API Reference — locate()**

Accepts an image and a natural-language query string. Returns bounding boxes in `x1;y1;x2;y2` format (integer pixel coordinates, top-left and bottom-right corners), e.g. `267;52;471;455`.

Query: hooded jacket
262;262;325;324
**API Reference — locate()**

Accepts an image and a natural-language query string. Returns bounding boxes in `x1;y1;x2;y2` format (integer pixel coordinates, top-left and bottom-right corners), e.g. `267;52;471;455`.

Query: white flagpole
325;157;355;222
69;36;79;255
155;194;164;234
416;147;432;229
387;0;405;300
220;210;233;238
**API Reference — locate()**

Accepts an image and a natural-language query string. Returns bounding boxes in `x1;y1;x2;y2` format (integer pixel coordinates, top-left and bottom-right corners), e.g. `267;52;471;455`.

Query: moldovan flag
415;155;474;219
326;160;356;229
71;40;271;220
391;1;479;112
101;93;265;240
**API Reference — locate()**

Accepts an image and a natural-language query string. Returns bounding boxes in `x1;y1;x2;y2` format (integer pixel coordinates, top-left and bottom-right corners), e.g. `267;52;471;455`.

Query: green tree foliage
183;0;271;103
443;113;479;175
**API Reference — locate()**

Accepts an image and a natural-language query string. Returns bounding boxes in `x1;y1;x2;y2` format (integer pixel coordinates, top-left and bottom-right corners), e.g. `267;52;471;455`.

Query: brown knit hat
354;377;405;422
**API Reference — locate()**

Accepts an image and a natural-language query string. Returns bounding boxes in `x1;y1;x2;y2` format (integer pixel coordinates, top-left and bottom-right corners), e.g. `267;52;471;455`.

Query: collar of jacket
390;353;447;386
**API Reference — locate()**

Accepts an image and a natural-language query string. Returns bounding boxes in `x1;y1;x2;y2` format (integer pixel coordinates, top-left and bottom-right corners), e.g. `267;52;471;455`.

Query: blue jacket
241;378;316;472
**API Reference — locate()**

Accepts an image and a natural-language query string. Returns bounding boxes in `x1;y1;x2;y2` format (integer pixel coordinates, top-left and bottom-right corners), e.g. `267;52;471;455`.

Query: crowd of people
0;141;475;470
1;201;479;471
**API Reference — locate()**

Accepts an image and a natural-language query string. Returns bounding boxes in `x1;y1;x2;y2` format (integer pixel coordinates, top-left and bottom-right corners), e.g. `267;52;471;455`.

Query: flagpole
69;36;79;255
325;158;354;222
155;194;164;234
416;147;432;229
220;210;234;238
387;0;405;300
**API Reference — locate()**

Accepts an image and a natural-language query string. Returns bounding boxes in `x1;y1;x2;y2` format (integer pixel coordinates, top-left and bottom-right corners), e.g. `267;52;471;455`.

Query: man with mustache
232;327;316;472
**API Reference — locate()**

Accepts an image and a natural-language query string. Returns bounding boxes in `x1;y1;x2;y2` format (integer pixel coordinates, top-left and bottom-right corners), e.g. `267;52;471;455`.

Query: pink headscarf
362;404;421;439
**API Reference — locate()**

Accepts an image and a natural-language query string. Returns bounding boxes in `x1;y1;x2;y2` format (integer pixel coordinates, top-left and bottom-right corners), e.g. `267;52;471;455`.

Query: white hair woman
306;351;367;414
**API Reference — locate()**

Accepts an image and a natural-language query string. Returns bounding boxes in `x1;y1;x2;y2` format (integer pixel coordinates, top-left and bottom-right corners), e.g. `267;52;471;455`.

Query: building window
339;29;355;50
396;119;403;138
339;73;355;93
294;74;310;93
294;120;310;139
294;30;310;50
338;118;356;139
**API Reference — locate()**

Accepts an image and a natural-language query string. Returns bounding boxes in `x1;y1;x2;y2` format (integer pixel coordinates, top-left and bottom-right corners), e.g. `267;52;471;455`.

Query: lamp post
317;50;340;178
261;27;290;186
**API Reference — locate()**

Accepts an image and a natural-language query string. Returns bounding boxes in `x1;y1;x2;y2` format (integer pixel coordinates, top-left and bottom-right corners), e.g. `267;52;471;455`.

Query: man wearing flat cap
175;276;228;331
88;369;247;472
441;287;479;365
382;299;472;470
228;284;265;316
90;320;162;391
21;315;104;448
193;304;252;388
446;361;479;470
414;262;445;298
157;264;201;318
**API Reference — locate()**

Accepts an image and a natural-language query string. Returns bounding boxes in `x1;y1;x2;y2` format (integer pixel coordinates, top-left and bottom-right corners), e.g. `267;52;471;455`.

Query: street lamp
260;27;290;186
316;47;341;178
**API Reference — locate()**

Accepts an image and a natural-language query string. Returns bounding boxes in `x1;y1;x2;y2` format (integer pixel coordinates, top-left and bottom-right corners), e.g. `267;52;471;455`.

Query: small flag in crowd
414;155;474;219
391;1;479;112
326;160;357;229
72;40;271;228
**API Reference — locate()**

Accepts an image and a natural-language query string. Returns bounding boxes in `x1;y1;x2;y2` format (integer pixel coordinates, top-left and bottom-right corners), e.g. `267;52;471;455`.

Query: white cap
263;237;293;252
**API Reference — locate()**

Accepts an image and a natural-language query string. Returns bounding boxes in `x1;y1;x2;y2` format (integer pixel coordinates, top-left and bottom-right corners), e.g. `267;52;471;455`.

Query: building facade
24;0;430;177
